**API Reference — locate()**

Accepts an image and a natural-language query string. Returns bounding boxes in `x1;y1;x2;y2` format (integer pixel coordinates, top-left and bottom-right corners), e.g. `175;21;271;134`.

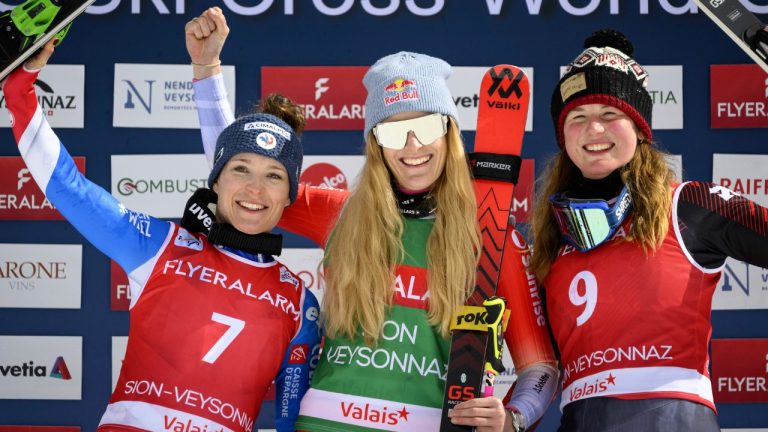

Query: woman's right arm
279;185;350;248
4;64;171;290
188;8;349;246
187;7;232;168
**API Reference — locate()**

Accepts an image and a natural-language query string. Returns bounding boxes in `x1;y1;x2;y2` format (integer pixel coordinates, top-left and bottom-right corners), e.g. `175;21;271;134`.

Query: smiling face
212;152;291;235
379;111;448;192
563;103;640;180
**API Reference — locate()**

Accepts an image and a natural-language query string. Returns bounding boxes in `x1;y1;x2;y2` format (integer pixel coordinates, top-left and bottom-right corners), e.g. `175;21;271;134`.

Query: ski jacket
544;181;768;411
3;67;320;432
194;74;559;431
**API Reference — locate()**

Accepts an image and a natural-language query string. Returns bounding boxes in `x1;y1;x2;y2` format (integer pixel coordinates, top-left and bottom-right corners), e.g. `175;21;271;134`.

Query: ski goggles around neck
371;113;448;149
549;185;633;252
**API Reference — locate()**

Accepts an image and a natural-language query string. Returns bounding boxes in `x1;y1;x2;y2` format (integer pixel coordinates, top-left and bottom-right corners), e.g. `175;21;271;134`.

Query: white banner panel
0;244;82;309
666;154;683;182
280;248;325;302
113;64;235;128
0;336;82;399
111;154;208;218
112;336;128;392
0;65;85;128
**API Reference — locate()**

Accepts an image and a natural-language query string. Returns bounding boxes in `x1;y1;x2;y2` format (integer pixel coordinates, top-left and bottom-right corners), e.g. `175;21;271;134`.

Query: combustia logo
340;401;410;426
0;356;72;380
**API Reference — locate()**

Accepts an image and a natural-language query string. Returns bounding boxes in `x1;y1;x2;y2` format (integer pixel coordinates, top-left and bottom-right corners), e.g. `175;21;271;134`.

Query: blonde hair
529;141;674;282
323;119;481;345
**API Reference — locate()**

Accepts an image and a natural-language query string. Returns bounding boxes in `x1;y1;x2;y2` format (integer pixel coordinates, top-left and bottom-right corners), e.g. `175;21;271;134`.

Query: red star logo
398;406;410;421
606;374;616;385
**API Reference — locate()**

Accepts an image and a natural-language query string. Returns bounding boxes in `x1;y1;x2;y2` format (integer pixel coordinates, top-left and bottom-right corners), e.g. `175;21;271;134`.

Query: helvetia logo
50;356;72;380
0;356;71;380
340;401;410;426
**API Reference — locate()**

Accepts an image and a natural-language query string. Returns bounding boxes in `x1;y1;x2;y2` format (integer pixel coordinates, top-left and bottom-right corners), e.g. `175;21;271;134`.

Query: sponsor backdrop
0;1;767;430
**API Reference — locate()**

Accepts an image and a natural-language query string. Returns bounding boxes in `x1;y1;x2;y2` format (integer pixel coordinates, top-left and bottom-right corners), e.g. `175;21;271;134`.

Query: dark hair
258;93;306;136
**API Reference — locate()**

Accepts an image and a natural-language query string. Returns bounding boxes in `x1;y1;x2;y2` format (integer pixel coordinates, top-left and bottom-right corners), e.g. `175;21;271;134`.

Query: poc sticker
174;228;203;251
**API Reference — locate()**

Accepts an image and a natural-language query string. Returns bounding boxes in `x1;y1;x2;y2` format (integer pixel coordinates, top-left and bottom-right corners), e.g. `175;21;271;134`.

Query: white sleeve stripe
126;224;175;309
193;74;235;169
672;182;724;274
18;108;60;193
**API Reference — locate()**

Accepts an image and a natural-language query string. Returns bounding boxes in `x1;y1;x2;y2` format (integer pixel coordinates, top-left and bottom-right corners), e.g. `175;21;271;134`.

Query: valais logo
300;163;348;190
569;373;616;401
288;344;308;364
0;356;71;380
340;401;410;426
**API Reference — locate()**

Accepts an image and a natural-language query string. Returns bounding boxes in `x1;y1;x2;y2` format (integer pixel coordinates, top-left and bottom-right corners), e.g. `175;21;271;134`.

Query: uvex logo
487;68;524;99
340;401;410;426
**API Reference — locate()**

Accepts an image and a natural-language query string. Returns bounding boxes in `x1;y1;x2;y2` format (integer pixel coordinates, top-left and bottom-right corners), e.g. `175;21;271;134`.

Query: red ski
439;65;529;431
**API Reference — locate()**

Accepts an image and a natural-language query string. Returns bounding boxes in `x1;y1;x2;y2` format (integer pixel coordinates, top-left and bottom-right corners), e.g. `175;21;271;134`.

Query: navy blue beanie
208;113;303;203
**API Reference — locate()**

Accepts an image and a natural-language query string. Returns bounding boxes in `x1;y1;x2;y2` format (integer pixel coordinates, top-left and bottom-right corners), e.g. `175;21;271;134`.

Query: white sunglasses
371;113;449;149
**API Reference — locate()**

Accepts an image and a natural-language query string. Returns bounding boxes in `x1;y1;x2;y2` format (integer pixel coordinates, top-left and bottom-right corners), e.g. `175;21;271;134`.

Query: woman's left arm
676;181;768;269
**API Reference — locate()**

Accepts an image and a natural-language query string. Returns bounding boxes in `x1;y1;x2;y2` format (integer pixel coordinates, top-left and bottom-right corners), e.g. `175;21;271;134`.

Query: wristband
191;60;222;68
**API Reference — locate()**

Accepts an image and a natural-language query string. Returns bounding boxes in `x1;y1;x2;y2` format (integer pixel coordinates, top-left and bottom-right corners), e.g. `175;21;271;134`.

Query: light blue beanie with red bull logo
363;51;459;139
208;113;303;203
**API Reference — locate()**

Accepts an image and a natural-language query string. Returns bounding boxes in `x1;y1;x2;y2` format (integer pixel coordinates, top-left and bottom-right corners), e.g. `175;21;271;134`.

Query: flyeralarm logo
0;157;86;220
340;401;410;426
710;64;768;128
261;67;367;130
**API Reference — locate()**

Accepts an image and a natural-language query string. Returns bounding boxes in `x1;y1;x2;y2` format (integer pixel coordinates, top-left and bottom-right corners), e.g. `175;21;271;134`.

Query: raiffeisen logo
300;163;348;190
0;356;71;380
116;177;207;196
